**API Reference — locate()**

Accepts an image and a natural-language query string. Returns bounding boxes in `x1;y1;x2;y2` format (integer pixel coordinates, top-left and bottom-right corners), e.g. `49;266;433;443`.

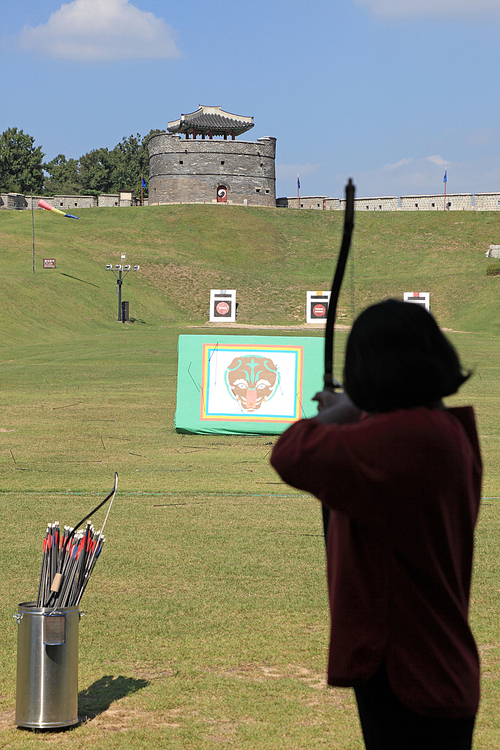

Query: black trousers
354;665;476;750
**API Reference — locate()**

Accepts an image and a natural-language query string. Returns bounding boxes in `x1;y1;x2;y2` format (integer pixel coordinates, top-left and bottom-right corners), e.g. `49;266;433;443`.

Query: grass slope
0;205;499;749
1;205;500;339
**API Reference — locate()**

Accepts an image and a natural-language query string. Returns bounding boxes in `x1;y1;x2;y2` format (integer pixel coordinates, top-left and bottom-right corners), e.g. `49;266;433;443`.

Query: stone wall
21;195;98;210
279;196;339;209
49;195;97;210
400;194;473;211
0;193;27;209
474;194;500;211
339;196;399;211
284;192;500;211
98;192;135;207
3;189;500;213
148;133;276;207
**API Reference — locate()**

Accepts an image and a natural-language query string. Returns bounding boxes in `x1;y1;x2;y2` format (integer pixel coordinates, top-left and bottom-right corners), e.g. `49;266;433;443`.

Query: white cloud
18;0;181;62
354;0;500;21
381;157;414;171
426;155;449;166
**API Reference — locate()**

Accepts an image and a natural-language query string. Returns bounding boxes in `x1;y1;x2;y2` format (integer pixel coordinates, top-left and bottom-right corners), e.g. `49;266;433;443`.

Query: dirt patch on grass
212;663;329;690
82;706;180;732
0;708;14;730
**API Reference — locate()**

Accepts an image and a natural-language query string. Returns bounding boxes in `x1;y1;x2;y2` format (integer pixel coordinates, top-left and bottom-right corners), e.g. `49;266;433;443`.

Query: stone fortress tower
148;106;276;207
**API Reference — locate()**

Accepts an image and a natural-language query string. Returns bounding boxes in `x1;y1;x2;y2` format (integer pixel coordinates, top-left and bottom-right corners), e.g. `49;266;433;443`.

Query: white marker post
209;290;237;322
403;292;430;311
306;291;331;324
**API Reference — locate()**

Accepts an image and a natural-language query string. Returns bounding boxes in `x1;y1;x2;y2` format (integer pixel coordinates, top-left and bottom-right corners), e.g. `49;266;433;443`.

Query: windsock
38;199;79;220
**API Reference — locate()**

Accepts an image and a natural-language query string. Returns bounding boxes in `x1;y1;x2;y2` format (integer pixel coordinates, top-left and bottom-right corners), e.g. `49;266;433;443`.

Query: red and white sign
312;304;326;318
306;291;330;323
43;258;56;268
210;290;237;322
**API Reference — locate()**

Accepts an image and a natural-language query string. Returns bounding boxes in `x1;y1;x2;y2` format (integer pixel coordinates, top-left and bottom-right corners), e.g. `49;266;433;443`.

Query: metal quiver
14;601;80;729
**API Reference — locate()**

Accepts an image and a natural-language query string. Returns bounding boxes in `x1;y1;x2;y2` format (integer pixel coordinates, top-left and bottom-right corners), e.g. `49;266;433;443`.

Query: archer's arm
312;390;363;425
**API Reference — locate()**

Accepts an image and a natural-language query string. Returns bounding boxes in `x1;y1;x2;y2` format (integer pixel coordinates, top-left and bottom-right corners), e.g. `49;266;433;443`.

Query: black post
117;270;123;321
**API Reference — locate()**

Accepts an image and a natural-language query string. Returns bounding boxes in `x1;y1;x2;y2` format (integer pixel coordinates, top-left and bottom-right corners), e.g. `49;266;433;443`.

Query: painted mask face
225;356;279;411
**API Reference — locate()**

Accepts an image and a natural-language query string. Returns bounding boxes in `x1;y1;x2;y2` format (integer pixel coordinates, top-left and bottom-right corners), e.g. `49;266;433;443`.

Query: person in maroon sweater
271;299;482;750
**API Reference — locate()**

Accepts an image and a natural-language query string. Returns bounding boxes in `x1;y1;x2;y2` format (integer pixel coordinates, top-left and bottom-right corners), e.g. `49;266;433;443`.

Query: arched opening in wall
217;186;228;203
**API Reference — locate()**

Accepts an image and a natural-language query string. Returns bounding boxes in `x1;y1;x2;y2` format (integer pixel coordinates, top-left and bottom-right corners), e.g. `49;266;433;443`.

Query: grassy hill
1;205;499;749
1;204;500;341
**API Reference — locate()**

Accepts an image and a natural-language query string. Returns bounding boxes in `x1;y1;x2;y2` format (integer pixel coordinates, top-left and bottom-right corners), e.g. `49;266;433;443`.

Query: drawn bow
322;179;355;539
324;178;355;391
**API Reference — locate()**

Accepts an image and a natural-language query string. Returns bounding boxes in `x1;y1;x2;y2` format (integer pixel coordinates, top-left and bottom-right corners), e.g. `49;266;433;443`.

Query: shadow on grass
59;273;100;287
79;675;149;721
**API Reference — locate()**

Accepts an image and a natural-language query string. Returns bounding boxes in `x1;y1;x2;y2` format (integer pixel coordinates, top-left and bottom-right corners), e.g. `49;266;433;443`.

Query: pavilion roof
167;106;254;137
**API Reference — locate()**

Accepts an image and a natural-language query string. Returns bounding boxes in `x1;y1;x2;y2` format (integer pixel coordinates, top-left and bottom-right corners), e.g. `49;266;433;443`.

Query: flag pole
31;190;35;273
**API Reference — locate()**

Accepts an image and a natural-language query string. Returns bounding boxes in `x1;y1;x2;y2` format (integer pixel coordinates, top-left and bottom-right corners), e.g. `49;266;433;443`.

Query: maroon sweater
271;406;482;718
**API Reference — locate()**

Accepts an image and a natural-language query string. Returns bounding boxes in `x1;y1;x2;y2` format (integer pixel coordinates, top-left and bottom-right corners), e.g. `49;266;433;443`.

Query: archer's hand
312;390;362;425
312;389;344;412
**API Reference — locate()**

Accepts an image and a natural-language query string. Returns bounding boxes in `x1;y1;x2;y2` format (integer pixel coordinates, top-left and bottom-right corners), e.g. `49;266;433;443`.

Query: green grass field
0;205;499;748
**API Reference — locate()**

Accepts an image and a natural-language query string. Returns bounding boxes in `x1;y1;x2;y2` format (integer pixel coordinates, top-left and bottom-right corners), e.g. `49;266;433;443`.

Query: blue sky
1;0;500;199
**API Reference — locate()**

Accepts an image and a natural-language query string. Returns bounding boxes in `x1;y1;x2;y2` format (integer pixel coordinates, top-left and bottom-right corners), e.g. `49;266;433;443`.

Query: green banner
175;334;324;435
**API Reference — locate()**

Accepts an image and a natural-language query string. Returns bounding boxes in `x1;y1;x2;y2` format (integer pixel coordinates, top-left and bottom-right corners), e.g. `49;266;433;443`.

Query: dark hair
343;299;470;413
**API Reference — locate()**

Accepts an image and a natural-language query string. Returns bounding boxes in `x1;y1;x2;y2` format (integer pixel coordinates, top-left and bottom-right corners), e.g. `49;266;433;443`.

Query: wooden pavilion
167;105;254;140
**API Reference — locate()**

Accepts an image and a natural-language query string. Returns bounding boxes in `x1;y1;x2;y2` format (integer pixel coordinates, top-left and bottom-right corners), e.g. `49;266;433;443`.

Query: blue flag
142;177;146;188
443;170;447;183
297;176;300;190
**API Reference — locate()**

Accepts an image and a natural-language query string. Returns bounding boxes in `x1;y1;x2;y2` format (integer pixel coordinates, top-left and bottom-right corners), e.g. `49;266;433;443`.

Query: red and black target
310;300;329;319
213;296;232;317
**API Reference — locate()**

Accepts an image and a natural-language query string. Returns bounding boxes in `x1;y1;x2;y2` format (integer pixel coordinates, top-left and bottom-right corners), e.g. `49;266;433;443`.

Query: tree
79;147;114;195
43;154;81;194
110;133;143;194
0;127;44;193
109;130;162;198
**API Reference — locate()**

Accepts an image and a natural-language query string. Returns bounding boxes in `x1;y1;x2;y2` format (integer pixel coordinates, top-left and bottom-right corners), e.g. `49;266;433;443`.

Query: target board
403;292;430;311
306;291;331;323
210;289;236;322
175;335;324;434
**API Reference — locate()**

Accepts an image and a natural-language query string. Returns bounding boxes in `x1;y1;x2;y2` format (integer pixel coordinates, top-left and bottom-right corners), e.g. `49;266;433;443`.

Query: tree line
0;127;163;198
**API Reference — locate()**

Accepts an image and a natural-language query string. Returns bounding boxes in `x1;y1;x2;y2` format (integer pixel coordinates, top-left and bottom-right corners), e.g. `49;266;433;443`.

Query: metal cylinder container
14;601;80;729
